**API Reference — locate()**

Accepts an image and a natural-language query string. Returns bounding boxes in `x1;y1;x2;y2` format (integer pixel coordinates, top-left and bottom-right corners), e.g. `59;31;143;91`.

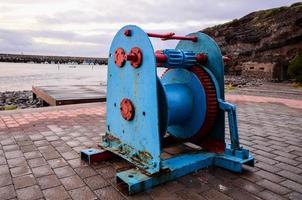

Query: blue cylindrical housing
161;49;195;68
164;84;193;125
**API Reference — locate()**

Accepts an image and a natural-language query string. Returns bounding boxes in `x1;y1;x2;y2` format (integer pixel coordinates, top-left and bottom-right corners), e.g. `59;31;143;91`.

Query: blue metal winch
81;25;254;194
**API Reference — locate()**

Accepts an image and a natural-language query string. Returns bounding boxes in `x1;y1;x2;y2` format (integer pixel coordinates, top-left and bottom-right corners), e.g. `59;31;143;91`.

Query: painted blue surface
161;68;207;139
160;49;196;68
117;152;214;194
218;100;240;149
101;25;254;194
117;149;254;194
104;25;161;174
176;32;225;142
163;84;193;125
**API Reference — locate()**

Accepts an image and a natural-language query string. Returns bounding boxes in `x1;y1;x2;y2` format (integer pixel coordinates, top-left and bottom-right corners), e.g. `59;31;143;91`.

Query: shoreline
1;78;301;111
0;90;42;110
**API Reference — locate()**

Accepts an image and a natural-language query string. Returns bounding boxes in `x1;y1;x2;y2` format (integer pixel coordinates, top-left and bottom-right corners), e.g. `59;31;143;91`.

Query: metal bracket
80;148;114;165
116;149;254;194
218;99;240;150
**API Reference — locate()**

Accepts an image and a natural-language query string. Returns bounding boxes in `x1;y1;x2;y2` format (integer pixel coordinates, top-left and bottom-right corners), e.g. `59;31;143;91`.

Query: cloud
0;0;299;57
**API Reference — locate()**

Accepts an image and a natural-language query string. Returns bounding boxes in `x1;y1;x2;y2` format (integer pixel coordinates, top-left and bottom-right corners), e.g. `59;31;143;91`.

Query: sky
0;0;299;57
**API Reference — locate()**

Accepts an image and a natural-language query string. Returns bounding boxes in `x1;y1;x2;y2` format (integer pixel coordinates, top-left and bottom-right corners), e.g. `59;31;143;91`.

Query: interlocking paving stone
84;175;110;190
32;165;54;178
54;166;76;178
20;144;37;153
42;150;62;160
61;151;80;160
275;162;302;174
256;179;290;195
201;189;233;200
28;157;48;168
34;140;49;147
47;158;68;169
13;174;37;189
37;174;61;189
0;156;6;165
5;150;23;159
0;138;15;146
38;145;56;153
24;151;42;159
7;157;27;168
0;164;10;175
281;180;302;193
3;144;19;152
258;190;287;200
42;185;70;200
60;174;85;190
255;170;285;183
0;184;16;199
10;165;31;177
74;166;97;179
232;177;264;195
278;170;302;184
0;99;301;199
96;165;116;179
16;185;43;200
68;158;88;168
0;174;12;187
287;192;302;200
68;186;97;200
94;186;125;200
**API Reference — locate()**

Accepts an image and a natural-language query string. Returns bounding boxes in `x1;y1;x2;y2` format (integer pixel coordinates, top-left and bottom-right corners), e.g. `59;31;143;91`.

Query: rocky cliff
202;2;302;80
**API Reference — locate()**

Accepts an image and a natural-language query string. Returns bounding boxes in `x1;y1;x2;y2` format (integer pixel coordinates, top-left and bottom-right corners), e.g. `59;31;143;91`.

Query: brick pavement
0;95;301;200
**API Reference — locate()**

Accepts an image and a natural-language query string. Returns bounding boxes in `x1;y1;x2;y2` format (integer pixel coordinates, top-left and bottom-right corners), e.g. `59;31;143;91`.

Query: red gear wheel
189;66;218;139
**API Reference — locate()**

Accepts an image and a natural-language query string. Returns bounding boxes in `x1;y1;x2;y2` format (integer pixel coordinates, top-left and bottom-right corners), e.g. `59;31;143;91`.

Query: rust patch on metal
114;48;126;67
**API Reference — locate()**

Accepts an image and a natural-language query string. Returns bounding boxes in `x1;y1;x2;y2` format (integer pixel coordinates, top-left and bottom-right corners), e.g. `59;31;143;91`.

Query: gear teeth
189;66;219;139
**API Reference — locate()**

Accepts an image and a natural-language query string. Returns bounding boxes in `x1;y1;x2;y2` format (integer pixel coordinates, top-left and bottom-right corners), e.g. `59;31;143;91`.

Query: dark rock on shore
225;75;263;87
202;3;302;81
0;91;42;110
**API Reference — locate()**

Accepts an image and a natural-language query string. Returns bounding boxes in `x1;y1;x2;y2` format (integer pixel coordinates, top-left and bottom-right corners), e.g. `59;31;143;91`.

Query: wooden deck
32;85;106;106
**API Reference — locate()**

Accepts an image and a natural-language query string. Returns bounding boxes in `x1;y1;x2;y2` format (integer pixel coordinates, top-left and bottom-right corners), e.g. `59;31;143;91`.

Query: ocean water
0;62;107;92
0;62;166;92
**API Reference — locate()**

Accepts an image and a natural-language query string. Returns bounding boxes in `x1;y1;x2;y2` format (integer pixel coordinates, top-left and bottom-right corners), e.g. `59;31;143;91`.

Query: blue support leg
218;99;240;150
215;99;254;172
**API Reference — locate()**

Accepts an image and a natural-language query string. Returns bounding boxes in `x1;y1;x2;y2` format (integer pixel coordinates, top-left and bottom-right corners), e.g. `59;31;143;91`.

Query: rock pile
225;75;263;87
0;91;42;110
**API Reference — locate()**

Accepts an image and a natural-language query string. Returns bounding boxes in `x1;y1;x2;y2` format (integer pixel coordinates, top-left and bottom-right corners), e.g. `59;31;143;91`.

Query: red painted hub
125;47;142;68
120;98;135;121
114;48;126;67
196;53;208;65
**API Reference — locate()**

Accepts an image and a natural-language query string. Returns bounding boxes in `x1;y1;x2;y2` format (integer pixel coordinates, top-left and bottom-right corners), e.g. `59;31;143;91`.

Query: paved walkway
0;95;301;200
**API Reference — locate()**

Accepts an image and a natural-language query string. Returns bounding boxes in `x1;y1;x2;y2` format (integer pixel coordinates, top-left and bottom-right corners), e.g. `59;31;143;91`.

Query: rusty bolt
124;29;132;37
120;98;135;121
125;47;142;68
114;48;126;67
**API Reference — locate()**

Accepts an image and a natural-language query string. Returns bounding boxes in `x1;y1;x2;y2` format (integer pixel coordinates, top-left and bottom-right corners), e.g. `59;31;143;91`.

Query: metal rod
147;32;197;42
155;52;167;63
147;32;175;39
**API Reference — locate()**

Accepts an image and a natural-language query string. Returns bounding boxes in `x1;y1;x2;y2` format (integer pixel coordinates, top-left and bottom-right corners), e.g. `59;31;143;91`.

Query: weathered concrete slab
32;85;106;106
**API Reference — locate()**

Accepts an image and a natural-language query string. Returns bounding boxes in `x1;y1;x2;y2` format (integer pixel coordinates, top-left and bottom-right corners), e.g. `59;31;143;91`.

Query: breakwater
0;53;108;65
